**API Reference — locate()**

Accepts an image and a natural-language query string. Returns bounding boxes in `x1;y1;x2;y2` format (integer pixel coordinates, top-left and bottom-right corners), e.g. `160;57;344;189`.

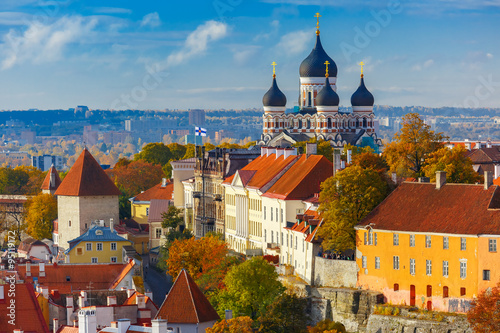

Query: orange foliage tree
205;316;253;333
467;283;500;332
166;235;238;292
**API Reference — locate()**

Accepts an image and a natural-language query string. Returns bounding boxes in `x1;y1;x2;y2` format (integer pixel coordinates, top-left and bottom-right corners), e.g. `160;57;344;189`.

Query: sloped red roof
468;147;500;163
18;237;51;255
156;269;219;324
133;182;174;202
0;283;50;333
41;165;62;191
263;155;333;200
124;291;159;310
18;263;129;293
357;182;500;235
110;260;135;289
148;199;171;223
55;149;121;196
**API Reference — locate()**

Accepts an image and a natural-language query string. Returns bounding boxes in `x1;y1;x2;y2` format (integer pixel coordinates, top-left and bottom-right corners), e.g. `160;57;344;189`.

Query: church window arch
308;91;313;107
298;119;302;128
327;118;332;129
306;119;311;129
356;118;360;128
363;118;367;128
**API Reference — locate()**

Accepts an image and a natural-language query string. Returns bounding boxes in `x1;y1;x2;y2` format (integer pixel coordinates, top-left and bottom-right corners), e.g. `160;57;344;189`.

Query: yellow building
64;224;132;264
130;179;173;226
356;172;500;313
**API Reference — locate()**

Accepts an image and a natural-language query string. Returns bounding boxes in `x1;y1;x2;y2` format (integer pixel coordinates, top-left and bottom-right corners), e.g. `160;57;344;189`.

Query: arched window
327;118;332;129
306;119;311;129
356;119;360;128
308;92;312;107
363;118;367;127
298;119;302;128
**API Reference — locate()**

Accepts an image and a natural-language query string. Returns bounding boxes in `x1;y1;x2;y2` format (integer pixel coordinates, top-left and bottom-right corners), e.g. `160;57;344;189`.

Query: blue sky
0;0;499;110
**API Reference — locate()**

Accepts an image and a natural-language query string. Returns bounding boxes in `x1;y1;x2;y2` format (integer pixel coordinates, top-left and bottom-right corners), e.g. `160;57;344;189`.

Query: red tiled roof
124;291;159;310
263;155;333;200
56;327;78;333
357;182;500;235
133;182;174;202
156;269;219;324
468;147;500;163
55;149;121;196
148;199;171;223
18;263;130;293
110;260;135;289
0;283;50;333
18;237;51;255
41;165;62;191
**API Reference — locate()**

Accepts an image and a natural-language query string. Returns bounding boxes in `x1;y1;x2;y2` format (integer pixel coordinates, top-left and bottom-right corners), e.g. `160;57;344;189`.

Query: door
410;285;416;306
427;301;432;311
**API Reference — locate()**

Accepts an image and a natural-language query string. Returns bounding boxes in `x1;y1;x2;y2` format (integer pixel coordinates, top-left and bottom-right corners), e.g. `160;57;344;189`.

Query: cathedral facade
259;16;382;150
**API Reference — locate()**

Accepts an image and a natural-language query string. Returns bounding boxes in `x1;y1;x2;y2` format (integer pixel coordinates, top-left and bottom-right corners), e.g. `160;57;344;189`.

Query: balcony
193;191;201;199
213;194;222;202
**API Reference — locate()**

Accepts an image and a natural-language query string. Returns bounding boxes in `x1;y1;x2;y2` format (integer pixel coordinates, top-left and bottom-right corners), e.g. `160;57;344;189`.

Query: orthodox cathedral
259;14;382;150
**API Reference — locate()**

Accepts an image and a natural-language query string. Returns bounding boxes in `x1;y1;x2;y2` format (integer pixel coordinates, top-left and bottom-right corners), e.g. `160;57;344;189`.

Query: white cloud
0;12;32;26
93;7;132;15
276;30;310;55
0;15;98;70
166;20;228;68
412;59;434;71
140;12;161;28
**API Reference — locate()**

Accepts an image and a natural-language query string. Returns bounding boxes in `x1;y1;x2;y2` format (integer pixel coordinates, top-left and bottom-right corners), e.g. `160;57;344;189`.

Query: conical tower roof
54;149;121;196
41;165;62;192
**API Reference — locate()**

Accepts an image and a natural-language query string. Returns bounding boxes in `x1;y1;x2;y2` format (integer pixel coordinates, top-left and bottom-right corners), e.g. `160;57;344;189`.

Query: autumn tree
258;293;309;333
134;143;172;166
422;145;481;183
206;316;254;333
384;113;446;177
166;235;237;292
467;283;500;332
307;319;346;333
161;206;192;249
24;193;57;239
215;257;285;319
0;167;29;194
318;166;388;252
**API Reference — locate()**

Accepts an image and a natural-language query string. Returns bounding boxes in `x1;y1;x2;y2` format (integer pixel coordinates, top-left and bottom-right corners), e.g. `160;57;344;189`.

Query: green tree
384;113;446;177
422;145;481;183
318;166;388;252
0;167;29;194
258;293;309;333
216;257;285;319
307;319;346;333
134;143;172;166
167;143;187;160
24;193;57;239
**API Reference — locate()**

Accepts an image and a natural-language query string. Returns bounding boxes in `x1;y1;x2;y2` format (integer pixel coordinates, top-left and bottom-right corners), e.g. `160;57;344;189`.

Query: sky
0;0;499;110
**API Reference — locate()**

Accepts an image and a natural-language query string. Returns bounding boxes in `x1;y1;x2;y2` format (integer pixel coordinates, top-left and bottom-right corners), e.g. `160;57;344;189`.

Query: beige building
170;158;196;208
54;148;120;250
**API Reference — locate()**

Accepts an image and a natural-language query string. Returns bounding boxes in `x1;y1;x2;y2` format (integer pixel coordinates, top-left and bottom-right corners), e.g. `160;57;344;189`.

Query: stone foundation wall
313;257;357;288
366;314;471;333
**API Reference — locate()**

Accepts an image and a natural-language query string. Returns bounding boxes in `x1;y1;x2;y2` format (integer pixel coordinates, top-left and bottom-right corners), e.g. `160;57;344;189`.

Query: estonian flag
195;126;207;137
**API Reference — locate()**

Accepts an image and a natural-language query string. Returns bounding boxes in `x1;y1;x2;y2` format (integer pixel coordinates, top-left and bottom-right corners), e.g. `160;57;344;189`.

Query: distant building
170;158;196;208
32;155;64;171
188;109;205;126
183;134;203;145
21;130;36;144
18;237;52;261
0;150;31;161
54;148;120;250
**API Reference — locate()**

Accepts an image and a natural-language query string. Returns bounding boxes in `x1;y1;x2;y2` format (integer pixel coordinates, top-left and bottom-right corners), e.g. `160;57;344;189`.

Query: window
364;232;367;245
276;208;278;222
264;207;266;219
375;257;380;269
91;257;98;263
461;287;466;296
427;285;432;297
97;243;103;251
281;209;283;223
111;257;117;263
460;237;466;251
425;235;431;248
271;231;274;243
271;207;273;221
68;220;71;227
146;207;149;216
426;260;432;276
264;229;267;242
76;248;83;255
286;234;289;247
443;236;449;250
156;228;162;239
362;256;367;268
489;239;497;252
281;232;283;246
295;236;298;250
483;270;490;281
410;258;415;275
443;286;449;298
460;261;467;279
393;233;399;246
375;233;378;246
86;243;92;251
443;261;449;277
394;283;399;292
111;242;117;251
393;256;400;270
410;234;415;247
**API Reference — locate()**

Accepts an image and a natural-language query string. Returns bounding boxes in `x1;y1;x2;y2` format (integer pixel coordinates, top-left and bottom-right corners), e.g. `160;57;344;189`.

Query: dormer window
96;230;103;236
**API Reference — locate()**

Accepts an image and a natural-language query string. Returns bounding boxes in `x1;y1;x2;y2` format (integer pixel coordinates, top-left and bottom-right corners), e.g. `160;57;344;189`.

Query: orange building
355;171;500;313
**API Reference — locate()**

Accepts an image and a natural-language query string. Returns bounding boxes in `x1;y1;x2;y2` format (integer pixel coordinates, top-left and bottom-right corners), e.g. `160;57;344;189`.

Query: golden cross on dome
315;12;321;35
324;61;330;77
359;61;365;77
271;61;277;78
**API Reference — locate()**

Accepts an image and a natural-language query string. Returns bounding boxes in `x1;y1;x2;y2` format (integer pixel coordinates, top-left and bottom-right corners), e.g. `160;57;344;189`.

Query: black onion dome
316;77;339;107
263;77;287;107
351;77;374;107
299;35;337;78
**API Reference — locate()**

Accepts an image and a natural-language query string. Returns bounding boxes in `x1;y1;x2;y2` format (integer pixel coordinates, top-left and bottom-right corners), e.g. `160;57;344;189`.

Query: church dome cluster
259;13;382;149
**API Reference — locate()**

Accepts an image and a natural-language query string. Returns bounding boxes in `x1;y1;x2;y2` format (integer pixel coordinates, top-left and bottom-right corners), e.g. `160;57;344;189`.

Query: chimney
151;319;168;333
110;218;114;232
261;147;267;157
13;330;23;333
225;309;233;320
275;147;284;159
78;310;96;333
126;289;135;298
145;291;153;300
436;171;446;189
306;143;317;157
50;171;55;188
26;262;31;277
161;178;167;187
283;148;297;159
487;140;492;148
78;295;85;308
418;177;430;183
136;294;146;309
39;262;45;277
42;287;49;299
485;171;493;190
66;295;74;322
116;318;131;333
53;318;59;333
267;147;276;157
111;322;118;328
347;149;352;164
107;295;117;306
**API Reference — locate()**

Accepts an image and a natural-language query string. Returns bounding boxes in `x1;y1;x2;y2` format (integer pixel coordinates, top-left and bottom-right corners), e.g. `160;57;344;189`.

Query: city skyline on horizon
0;0;498;111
